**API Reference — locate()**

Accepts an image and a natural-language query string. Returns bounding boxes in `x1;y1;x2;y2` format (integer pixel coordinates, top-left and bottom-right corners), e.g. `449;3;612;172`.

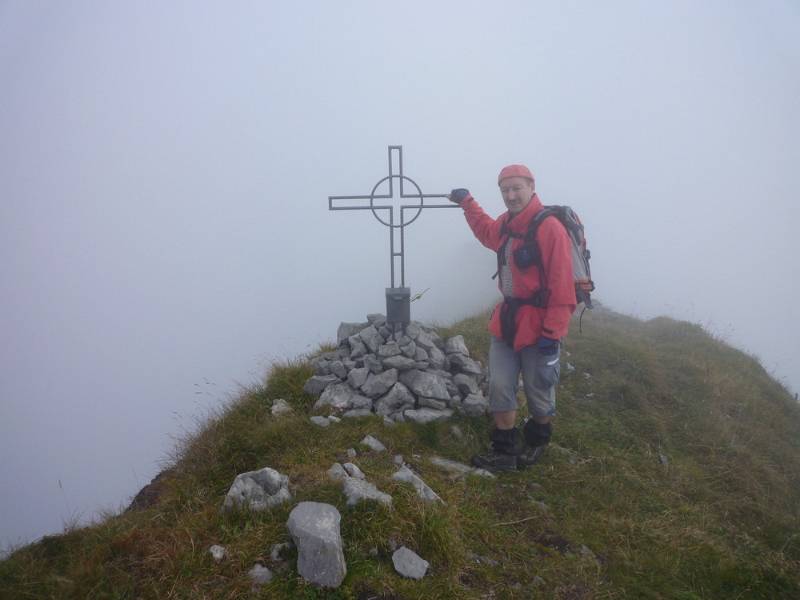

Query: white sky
1;0;798;552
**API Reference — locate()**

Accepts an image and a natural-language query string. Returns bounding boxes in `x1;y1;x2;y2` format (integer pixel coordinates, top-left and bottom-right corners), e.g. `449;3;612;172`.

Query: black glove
536;336;560;355
449;188;470;204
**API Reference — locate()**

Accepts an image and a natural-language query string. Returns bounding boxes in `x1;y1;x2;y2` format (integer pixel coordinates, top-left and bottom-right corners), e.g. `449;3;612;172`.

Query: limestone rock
449;353;483;376
248;563;273;585
347;367;370;389
429;456;495;478
223;467;291;512
359;325;384;354
381;355;417;371
342;477;392;507
399;369;450;401
377;342;402;358
444;335;469;356
287;502;347;588
392;465;442;503
315;382;372;412
400;341;417;358
338;322;368;345
348;334;368;359
404;408;453;424
342;408;373;419
427;345;446;369
328;463;348;481
462;393;489;417
374;382;415;416
310;415;331;427
392;546;429;579
419;397;448;411
343;462;365;479
453;373;479;396
361;434;387;452
361;369;398;398
304;374;339;396
367;313;387;326
363;354;383;374
209;544;226;562
271;398;293;416
329;360;348;379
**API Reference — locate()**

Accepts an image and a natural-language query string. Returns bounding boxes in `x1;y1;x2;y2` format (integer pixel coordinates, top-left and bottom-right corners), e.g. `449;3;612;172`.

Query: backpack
497;205;595;308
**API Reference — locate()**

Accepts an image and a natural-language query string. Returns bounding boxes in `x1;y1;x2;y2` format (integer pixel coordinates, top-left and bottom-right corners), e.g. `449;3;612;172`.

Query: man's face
500;177;535;214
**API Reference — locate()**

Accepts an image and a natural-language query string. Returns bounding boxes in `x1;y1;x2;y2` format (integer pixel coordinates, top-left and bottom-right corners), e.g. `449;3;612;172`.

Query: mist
2;1;798;553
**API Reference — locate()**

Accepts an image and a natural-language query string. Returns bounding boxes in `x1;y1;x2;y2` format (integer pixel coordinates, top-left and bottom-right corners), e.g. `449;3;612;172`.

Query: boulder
448;353;483;376
392;465;442;503
363;353;383;374
347;367;370;389
359;325;384;353
374;383;416;416
404;408;453;424
271;399;293;416
429;456;495;478
462;393;489;417
342;477;392;507
399;370;450;401
327;463;348;481
304;374;339;396
360;435;387;452
342;462;365;479
400;341;417;358
392;546;429;580
223;467;291;512
444;335;469;356
377;341;402;358
248;563;273;585
427;345;446;369
453;373;479;395
342;408;373;419
287;502;347;588
419;397;448;411
315;382;372;412
361;369;398;398
310;416;331;427
381;355;417;371
329;360;348;379
338;322;368;345
348;334;368;359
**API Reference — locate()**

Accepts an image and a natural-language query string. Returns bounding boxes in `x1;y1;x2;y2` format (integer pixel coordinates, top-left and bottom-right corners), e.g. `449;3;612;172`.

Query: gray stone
361;369;398;398
378;325;392;340
367;313;387;326
399;369;450;401
223;467;291;512
392;465;442;503
374;382;416;416
383;415;395;426
414;361;430;370
427;345;446;369
414;330;438;352
342;477;392;507
348;334;368;359
377;342;402;358
419;397;448;411
270;542;293;561
346;367;370;389
393;454;404;466
381;355;417;371
209;544;226;562
310;416;331;427
359;325;384;354
248;563;273;585
312;357;331;376
361;435;387;452
329;360;348;379
338;322;368;345
389;411;406;422
444;335;469;356
462;393;489;417
450;425;464;439
403;408;453;424
314;382;355;411
363;353;383;374
342;408;373;419
400;341;417;358
405;322;421;339
287;502;347;588
346;448;357;459
343;462;365;479
328;415;341;423
414;346;429;362
448;394;463;410
453;373;479;396
449;353;483;376
304;374;339;396
392;546;429;580
429;456;496;479
271;398;293;416
327;463;348;481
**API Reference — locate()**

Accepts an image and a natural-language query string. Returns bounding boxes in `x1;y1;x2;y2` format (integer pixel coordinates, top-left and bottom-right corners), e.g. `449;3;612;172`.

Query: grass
1;304;799;599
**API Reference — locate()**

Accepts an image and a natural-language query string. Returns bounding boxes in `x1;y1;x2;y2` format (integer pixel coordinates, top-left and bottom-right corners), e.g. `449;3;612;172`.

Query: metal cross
329;145;458;324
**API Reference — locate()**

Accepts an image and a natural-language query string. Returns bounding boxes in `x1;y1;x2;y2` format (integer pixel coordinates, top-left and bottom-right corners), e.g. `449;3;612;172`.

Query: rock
448;353;483;376
271;398;293;416
414;330;438;352
453;373;479;396
462;393;489;417
378;325;392;340
287;502;347;588
328;415;341;423
414;347;429;362
392;546;429;579
427;345;446;369
393;454;404;466
399;369;450;401
428;456;495;478
327;463;348;481
248;563;273;585
392;465;442;503
347;367;370;389
393;334;412;346
346;448;357;459
315;382;372;412
338;322;368;345
223;467;291;512
329;360;348;379
303;374;339;396
363;354;383;374
444;335;469;356
343;463;365;479
565;361;576;374
270;542;293;561
367;313;387;326
400;341;417;358
342;408;373;419
359;325;384;354
374;382;416;416
347;335;368;359
209;544;226;562
381;355;418;371
419;397;448;411
450;424;464;439
342;477;393;506
404;408;453;424
377;342;402;358
361;369;399;398
360;435;387;452
310;416;331;427
383;415;395;426
312;357;330;375
405;322;421;338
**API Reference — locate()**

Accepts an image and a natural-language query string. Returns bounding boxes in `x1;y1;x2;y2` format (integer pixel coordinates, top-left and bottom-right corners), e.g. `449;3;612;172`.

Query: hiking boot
516;444;547;469
471;450;518;473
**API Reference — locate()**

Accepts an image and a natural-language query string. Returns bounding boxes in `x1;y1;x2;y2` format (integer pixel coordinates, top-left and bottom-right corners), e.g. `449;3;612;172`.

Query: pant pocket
534;351;560;390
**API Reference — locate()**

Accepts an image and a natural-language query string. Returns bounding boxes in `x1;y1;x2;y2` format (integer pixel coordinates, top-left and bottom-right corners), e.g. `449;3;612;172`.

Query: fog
2;1;798;553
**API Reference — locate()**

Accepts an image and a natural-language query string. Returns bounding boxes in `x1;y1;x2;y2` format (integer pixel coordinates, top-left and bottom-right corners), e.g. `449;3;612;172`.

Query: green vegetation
2;305;799;599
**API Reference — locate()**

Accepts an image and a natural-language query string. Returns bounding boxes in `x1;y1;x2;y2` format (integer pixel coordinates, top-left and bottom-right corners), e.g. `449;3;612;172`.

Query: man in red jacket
450;164;576;472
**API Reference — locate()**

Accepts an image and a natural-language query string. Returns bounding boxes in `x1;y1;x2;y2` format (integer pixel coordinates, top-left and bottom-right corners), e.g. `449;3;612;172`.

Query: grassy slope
2;305;799;599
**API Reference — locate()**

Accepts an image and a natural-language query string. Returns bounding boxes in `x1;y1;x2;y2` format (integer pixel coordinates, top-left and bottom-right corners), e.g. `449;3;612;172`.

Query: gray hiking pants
488;336;560;418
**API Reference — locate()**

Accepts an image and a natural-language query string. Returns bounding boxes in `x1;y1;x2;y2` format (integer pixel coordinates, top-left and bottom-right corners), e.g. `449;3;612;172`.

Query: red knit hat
498;164;535;186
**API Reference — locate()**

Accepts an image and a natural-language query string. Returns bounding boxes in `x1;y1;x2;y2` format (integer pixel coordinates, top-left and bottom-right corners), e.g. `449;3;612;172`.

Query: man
450;164;576;472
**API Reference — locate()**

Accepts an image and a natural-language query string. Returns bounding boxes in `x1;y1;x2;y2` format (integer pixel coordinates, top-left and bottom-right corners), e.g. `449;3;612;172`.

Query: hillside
1;305;799;599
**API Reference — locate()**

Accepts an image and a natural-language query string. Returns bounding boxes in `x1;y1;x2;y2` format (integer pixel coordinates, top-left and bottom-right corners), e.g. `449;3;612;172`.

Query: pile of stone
304;314;488;422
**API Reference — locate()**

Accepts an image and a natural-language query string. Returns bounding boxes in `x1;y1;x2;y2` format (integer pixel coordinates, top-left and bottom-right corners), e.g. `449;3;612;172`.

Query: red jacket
461;193;576;350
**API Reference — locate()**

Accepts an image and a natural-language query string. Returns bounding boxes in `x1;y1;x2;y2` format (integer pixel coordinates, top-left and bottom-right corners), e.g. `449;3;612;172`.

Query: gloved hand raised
536;336;560;355
449;188;470;204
